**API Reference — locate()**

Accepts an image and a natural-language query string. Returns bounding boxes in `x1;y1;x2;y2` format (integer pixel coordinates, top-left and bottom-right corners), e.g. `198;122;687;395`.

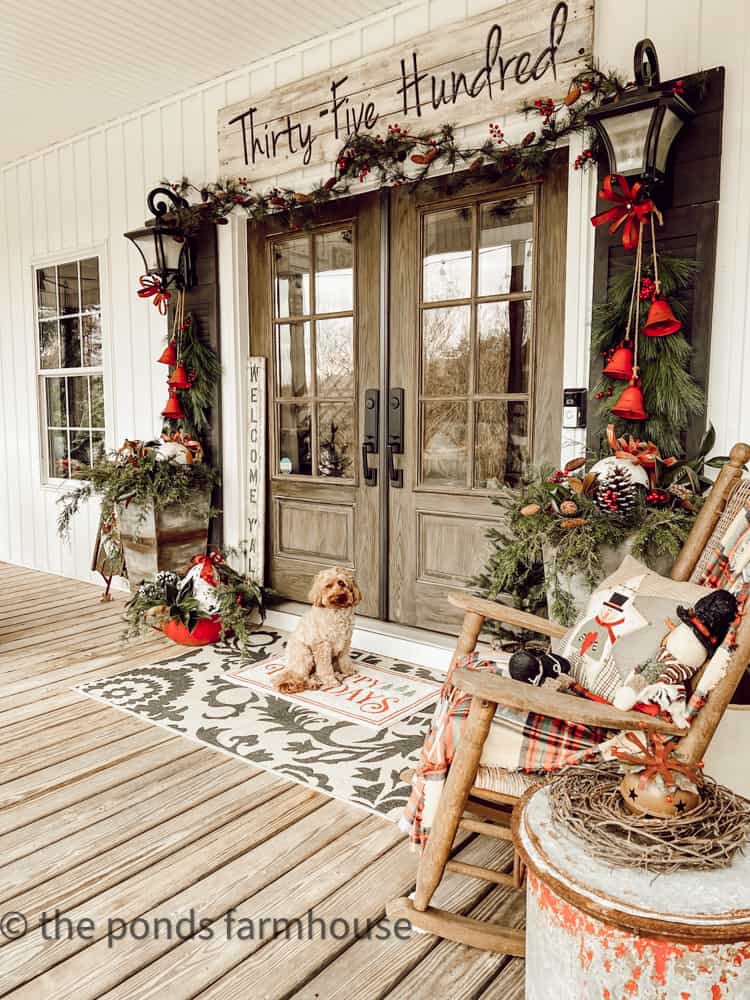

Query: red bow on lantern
591;175;660;251
137;274;171;315
190;551;224;584
606;423;675;486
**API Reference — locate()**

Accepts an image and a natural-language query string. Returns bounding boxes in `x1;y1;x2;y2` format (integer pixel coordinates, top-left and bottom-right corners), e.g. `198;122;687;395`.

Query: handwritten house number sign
218;0;593;184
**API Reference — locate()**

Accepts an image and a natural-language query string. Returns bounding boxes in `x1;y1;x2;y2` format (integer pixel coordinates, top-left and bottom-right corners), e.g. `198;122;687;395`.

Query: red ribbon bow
190;551;224;584
606;424;675;485
591;175;656;250
137;274;171;315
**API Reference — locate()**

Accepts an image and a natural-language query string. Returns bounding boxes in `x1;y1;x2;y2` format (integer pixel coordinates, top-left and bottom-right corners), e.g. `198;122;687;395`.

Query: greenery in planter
124;560;268;652
472;461;700;647
57;448;219;539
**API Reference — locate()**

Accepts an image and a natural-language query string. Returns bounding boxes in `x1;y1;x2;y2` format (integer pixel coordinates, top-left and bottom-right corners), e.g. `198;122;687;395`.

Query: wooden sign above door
217;0;593;184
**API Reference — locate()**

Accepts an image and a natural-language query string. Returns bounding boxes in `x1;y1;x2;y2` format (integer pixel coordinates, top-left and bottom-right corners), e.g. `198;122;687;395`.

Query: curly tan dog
273;567;362;694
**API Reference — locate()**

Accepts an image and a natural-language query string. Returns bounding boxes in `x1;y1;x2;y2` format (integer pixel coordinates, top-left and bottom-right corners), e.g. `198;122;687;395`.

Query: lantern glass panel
600;106;655;176
159;231;185;273
128;229;159;272
654;107;686;175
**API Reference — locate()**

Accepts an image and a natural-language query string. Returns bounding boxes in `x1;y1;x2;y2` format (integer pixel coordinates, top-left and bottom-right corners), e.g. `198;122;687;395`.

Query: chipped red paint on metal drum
525;872;750;999
514;787;750;1000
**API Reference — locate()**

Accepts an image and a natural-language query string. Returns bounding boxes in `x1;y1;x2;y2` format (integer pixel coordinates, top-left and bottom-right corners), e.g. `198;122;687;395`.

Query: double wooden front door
248;164;566;631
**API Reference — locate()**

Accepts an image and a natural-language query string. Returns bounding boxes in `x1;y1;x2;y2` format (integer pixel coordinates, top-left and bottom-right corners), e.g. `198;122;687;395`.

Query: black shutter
588;67;725;458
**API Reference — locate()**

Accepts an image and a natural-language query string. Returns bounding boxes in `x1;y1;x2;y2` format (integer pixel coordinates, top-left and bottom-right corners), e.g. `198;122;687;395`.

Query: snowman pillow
561;557;737;727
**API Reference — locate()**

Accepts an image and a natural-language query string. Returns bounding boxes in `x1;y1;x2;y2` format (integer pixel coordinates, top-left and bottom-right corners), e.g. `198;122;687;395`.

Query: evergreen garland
591;254;704;456
165;312;221;438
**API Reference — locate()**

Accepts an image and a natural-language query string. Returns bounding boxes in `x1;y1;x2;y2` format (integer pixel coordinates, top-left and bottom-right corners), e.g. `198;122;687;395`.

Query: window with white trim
35;256;105;480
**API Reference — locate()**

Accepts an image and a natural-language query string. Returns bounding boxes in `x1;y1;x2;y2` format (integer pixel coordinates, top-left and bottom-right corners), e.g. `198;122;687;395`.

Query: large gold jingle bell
620;771;701;818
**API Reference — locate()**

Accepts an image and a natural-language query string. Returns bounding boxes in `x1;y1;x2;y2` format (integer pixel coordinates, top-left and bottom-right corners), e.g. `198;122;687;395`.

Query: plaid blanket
401;499;750;852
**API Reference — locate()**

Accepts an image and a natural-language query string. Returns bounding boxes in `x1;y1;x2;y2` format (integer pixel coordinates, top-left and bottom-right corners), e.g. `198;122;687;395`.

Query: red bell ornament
161;389;185;420
611;377;648;421
603;342;634;381
157;340;178;366
643;298;681;337
168;362;191;390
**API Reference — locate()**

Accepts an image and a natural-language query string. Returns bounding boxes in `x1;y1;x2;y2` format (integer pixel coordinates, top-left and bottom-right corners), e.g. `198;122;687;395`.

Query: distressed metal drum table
514;786;750;1000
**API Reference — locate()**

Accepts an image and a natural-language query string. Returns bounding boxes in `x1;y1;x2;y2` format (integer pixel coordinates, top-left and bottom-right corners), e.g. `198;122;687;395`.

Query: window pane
36;266;58;318
315;229;353;314
39;320;60;369
91;431;106;464
422;306;470;395
477;300;530;394
57;261;80;315
318;403;354;478
316;317;354;397
273;237;310;318
90;375;105;427
81;314;102;366
45;377;67;427
80;258;101;311
48;429;69;478
278;403;312;475
422;400;468;487
276;323;311;397
474;400;528;488
69;429;91;474
479;198;534;296
423;208;472;302
68;375;90;427
60;317;81;368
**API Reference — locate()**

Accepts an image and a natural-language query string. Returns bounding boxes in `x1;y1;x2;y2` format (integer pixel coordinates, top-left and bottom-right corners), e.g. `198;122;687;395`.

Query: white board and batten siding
1;0;750;586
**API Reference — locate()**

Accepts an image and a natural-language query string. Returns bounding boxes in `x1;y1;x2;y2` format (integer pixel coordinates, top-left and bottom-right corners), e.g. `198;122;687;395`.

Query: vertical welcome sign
218;1;593;183
247;358;267;584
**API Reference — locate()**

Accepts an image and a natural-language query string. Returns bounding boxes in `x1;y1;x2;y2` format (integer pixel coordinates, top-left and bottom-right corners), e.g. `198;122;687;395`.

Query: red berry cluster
599;487;623;513
533;97;556;123
672;79;685;96
595;383;615;400
358;164;371;182
639;276;656;301
549;470;566;484
581;80;593;92
387;123;404;136
646;488;671;507
573;148;594;170
488;122;504;144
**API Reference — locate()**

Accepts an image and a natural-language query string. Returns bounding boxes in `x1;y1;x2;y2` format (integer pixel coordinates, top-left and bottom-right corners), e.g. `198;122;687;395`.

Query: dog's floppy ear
308;570;327;607
351;579;362;606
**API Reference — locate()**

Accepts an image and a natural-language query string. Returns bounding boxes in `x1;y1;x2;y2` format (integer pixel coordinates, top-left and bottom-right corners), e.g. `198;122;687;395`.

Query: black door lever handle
387;388;404;487
387;441;403;487
362;388;379;486
362;441;377;485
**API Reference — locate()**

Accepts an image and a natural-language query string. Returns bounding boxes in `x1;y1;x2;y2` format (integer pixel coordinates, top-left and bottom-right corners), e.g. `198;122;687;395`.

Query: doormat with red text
227;651;441;729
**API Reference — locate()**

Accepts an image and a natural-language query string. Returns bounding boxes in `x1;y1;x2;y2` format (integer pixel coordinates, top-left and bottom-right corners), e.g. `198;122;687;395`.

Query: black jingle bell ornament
508;650;571;686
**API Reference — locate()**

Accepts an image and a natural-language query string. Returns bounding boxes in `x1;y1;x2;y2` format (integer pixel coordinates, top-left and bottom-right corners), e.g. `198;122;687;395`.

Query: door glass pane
46;377;67;427
81;314;102;366
273;237;310;318
57;261;80;315
423;209;472;302
478;198;534;296
60;317;81;368
474;400;528;488
422;306;470;395
317;317;354;397
276;323;311;397
318;403;354;478
36;266;58;318
477;300;530;394
39;320;60;369
278;403;312;475
68;375;90;427
80;258;101;311
315;229;353;313
91;431;106;464
48;429;68;478
422;400;468;487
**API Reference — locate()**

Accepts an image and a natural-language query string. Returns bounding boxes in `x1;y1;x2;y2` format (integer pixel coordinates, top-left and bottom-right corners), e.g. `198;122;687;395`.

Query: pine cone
595;466;639;518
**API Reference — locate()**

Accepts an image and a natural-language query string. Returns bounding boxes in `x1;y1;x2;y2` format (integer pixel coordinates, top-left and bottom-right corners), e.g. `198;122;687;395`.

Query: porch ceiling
1;0;399;166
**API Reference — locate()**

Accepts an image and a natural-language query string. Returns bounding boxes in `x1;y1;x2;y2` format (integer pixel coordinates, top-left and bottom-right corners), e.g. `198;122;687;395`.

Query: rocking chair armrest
448;593;568;639
451;668;684;737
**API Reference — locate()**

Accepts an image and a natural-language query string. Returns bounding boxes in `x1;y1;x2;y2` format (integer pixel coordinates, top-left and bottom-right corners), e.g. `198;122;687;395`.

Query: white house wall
0;0;748;583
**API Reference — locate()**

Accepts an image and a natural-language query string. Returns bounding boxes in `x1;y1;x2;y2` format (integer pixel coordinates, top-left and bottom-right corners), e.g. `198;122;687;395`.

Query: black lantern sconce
586;39;695;189
124;187;195;291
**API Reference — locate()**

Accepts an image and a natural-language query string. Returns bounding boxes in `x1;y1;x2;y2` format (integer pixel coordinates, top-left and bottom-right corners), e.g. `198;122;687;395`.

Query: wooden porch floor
0;564;524;999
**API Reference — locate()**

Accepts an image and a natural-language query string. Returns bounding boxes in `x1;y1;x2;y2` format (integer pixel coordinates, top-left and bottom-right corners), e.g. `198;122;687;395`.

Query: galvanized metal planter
116;490;211;587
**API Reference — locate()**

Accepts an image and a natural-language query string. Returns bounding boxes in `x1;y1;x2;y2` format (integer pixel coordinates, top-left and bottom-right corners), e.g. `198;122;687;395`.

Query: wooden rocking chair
388;443;750;955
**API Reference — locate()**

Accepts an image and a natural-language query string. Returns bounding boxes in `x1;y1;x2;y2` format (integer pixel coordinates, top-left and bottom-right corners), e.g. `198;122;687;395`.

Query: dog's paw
307;674;324;690
336;661;356;678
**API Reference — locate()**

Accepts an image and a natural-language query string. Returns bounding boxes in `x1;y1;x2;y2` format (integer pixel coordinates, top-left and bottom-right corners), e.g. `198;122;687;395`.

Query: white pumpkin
590;455;649;489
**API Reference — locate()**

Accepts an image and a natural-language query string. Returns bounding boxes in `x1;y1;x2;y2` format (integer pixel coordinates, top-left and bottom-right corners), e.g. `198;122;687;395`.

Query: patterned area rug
76;628;441;823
